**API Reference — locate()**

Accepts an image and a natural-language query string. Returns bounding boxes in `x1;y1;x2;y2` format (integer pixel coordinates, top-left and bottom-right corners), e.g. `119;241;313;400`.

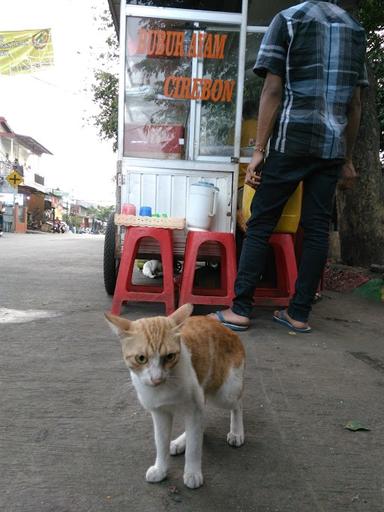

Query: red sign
136;29;228;59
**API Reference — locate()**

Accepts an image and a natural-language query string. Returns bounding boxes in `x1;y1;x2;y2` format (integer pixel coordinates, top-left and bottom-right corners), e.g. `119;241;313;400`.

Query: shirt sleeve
253;13;288;78
357;62;369;88
357;32;369;88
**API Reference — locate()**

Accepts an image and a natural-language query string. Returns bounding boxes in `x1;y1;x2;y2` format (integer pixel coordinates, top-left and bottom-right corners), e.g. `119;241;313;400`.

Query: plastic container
242;182;303;234
121;203;136;215
186;181;219;231
139;206;152;216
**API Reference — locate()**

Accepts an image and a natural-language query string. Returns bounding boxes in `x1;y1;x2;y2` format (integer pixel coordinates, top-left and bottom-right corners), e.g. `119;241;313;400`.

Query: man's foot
209;309;250;331
273;310;312;333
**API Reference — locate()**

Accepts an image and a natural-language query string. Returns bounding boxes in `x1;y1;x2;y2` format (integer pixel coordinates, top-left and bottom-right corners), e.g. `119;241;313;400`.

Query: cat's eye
135;354;148;365
165;353;176;362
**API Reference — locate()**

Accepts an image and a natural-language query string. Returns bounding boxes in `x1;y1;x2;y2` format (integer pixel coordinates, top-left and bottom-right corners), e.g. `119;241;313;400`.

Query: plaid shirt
254;0;369;159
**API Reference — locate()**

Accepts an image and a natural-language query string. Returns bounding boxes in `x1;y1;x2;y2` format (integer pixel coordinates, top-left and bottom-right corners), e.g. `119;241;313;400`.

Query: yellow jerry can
241;182;303;234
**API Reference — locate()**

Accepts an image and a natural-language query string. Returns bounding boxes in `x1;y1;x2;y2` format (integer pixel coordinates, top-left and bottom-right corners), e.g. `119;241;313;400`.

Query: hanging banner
0;29;54;75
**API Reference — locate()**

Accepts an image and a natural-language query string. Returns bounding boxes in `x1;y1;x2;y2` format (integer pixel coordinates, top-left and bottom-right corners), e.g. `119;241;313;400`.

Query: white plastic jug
186;181;219;231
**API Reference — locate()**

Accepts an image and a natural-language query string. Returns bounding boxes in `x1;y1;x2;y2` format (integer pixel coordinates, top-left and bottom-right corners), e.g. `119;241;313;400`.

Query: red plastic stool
295;226;324;295
178;231;237;307
111;227;175;316
253;233;298;307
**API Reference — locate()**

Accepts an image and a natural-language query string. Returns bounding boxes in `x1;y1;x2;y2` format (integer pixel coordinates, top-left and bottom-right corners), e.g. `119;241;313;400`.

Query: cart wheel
103;212;119;296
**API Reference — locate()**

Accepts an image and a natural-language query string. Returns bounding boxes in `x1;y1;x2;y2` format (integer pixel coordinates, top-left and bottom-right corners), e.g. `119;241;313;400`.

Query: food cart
104;0;297;295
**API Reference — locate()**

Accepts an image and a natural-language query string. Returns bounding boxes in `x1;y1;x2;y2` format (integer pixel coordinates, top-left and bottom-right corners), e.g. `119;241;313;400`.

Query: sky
0;0;117;204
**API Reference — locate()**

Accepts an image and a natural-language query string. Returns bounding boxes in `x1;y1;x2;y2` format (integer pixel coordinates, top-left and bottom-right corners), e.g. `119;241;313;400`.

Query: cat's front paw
146;465;167;483
184;471;204;489
227;432;244;447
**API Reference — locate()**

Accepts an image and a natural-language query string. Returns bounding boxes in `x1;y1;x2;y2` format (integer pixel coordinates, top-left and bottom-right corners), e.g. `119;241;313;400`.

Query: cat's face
106;304;193;387
121;318;181;386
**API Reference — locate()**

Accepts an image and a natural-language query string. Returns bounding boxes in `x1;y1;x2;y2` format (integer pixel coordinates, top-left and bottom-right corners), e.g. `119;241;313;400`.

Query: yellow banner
0;29;54;75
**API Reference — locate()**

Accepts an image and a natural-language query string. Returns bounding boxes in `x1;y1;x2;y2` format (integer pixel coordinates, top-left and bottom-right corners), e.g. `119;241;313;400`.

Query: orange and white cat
105;303;245;489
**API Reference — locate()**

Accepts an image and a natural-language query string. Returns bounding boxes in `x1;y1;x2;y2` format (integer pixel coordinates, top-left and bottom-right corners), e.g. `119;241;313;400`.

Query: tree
87;205;115;222
91;10;119;151
337;0;384;266
359;0;384;151
92;70;118;151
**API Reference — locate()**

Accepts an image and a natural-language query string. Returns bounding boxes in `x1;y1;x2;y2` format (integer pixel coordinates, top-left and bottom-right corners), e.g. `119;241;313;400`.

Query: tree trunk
337;65;384;266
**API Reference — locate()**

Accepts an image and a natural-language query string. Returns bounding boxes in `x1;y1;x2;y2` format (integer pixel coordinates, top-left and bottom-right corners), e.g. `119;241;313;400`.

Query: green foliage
92;71;118;151
358;0;384;33
63;214;82;228
87;205;115;222
91;9;119;152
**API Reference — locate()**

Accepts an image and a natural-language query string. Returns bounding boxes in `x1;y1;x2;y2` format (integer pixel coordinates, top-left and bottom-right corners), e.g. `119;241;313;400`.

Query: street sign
6;170;23;188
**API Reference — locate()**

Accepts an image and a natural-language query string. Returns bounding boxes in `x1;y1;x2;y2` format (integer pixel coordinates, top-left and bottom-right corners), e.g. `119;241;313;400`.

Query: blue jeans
233;150;343;322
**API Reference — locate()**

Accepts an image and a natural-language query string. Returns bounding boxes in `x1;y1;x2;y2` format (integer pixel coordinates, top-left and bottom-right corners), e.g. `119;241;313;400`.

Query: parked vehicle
53;220;67;233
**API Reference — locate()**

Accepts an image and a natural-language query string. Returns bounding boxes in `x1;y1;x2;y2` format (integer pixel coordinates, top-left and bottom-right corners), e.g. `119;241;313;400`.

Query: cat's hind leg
170;432;186;455
213;365;245;447
146;410;173;483
227;399;244;447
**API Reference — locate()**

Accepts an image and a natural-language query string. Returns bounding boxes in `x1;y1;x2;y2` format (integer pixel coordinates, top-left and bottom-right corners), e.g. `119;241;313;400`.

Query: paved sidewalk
1;234;383;512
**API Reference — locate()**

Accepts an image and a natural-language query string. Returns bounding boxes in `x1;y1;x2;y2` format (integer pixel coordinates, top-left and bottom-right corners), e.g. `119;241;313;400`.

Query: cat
141;259;184;278
142;259;163;279
105;303;245;489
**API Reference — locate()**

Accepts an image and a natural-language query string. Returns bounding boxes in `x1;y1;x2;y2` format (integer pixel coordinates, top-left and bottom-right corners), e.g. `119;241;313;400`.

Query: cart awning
108;0;120;38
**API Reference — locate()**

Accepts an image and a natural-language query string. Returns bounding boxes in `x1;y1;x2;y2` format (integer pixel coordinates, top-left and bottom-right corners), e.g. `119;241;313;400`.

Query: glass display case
123;17;240;161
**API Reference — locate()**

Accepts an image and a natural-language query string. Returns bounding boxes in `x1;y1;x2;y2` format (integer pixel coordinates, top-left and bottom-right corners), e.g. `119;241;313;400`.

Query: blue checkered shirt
254;0;369;159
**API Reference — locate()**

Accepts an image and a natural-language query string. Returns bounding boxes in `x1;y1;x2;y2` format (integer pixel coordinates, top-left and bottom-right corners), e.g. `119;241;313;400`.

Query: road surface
1;232;383;512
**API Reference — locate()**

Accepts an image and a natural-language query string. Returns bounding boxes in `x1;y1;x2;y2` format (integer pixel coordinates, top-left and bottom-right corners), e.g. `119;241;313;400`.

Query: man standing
214;0;368;332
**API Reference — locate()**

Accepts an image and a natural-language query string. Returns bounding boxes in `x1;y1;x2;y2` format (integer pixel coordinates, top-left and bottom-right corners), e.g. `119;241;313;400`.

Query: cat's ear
105;312;132;338
169;303;193;328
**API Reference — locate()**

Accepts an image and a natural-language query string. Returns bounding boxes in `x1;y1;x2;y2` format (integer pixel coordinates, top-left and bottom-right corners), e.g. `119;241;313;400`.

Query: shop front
0;171;27;233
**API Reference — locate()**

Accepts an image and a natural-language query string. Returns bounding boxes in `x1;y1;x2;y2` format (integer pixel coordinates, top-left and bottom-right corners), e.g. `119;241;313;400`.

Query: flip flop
213;310;250;332
273;310;312;333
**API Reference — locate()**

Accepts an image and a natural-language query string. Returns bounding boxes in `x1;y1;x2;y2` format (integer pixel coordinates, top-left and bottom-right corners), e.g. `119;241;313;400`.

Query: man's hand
245;151;264;189
339;159;358;190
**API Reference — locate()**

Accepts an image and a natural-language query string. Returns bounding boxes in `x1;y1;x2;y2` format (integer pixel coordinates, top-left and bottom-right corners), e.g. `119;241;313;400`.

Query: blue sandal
273;310;312;333
213;310;250;332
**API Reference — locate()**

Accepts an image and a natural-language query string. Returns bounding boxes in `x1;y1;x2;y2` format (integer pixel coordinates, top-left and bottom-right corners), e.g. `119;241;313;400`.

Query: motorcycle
53;220;67;233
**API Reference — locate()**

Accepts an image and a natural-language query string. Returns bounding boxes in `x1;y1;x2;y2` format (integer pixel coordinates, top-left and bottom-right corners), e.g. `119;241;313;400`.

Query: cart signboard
6;170;24;188
135;29;235;103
